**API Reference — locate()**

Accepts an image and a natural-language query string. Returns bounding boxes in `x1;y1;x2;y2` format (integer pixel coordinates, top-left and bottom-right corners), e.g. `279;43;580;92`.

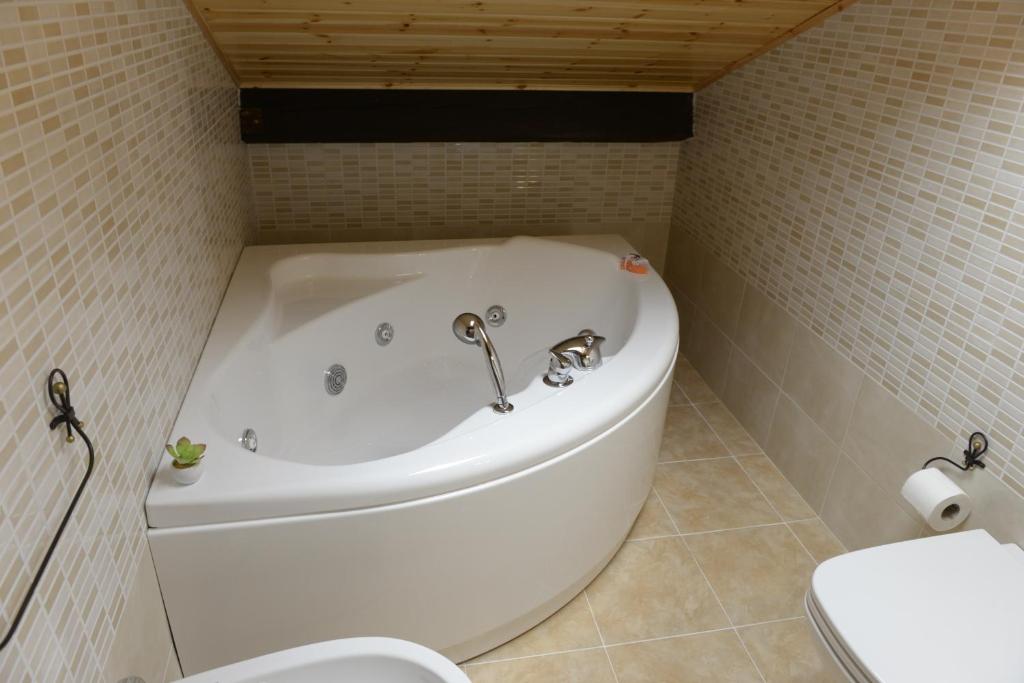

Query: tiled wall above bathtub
0;1;251;679
666;0;1024;531
248;142;680;268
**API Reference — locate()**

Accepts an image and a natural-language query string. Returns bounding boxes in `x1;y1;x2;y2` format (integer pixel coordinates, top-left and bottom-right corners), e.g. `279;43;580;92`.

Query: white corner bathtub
146;235;678;675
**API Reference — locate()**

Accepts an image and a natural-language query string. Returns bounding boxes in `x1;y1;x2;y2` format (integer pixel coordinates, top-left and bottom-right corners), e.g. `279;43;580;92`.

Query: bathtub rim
146;234;678;529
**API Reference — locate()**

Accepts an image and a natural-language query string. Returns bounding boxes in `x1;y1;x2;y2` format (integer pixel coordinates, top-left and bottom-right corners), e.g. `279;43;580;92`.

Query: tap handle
544;351;574;388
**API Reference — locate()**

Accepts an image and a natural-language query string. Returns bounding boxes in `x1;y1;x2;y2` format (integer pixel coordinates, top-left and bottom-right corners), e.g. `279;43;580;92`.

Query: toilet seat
807;529;1024;683
805;590;874;683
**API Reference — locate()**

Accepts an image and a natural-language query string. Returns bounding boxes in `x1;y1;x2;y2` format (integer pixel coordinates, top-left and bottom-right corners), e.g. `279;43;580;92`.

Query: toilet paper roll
900;467;972;532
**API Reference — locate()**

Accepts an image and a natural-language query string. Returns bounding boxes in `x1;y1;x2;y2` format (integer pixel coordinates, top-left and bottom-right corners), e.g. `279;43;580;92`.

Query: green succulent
165;436;207;466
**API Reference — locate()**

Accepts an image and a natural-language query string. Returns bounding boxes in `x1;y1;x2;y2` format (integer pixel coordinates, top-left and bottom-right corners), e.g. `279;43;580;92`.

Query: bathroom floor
463;355;847;682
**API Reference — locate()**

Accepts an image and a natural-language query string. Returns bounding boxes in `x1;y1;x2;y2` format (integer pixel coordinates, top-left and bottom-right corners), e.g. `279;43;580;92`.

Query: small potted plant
165;436;206;485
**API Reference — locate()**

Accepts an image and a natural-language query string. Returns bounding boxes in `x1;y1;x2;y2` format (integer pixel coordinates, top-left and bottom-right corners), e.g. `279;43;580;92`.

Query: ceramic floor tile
660;406;730;461
669;381;689;406
696;401;763;455
586;537;728;644
738;618;846;682
465;649;616;682
787;519;846;563
685;525;817;625
470;592;602;663
655;458;780;533
627;491;676;540
737;455;816;521
607;630;763;683
675;360;720;404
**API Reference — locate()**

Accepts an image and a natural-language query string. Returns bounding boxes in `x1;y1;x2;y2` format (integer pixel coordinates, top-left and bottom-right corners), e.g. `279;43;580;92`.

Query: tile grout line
654;486;767;683
462;612;806;669
729;455;821;566
661;389;801;681
685;393;784;528
678;533;768;683
582;590;621;683
683;377;826;568
462;644;607;668
689;392;764;459
658;454;734;464
630;518;821;544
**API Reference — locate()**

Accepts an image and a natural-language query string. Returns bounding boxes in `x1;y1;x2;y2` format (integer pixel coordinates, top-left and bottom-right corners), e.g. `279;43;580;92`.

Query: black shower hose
0;369;94;651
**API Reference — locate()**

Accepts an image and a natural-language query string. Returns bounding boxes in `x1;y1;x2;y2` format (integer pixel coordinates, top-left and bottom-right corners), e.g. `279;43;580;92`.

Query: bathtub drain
324;364;348;396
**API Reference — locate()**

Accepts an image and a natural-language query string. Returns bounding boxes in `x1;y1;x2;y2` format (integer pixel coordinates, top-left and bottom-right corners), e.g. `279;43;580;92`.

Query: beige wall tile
607;630;762;683
665;232;703;303
843;377;951;518
659;406;729;462
0;1;250;677
585;538;728;644
685;525;816;625
103;551;175;683
928;461;1024;548
656;459;780;533
666;0;1024;549
683;311;733;396
163;649;183;683
765;396;842;512
821;456;923;551
471;592;601;663
466;649;616;683
734;284;797;384
737;455;816;521
698;254;745;337
782;326;863;444
676;294;697;351
722;349;780;446
738;618;845;683
787;519;846;564
250;142;680;266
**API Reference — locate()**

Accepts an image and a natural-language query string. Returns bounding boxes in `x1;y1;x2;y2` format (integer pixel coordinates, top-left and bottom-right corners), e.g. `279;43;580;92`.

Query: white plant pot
172;459;204;486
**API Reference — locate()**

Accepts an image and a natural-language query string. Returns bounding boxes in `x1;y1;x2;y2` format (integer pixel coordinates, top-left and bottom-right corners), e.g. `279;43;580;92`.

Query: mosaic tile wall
670;0;1024;493
0;1;252;680
249;142;680;266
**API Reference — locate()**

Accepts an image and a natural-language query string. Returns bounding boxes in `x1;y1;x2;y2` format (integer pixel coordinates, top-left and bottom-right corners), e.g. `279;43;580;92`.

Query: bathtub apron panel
150;370;671;674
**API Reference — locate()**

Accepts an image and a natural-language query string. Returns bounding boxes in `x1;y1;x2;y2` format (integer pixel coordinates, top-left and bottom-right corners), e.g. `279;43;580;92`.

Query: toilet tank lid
811;529;1024;683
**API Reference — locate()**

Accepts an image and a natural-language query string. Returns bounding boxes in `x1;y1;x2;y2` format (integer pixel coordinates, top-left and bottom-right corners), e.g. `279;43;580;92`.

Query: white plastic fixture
177;637;470;683
146;235;679;674
807;529;1024;682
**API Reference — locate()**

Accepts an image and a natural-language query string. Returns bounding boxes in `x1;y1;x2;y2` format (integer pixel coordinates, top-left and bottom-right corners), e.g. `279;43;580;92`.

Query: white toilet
176;637;470;683
806;529;1024;682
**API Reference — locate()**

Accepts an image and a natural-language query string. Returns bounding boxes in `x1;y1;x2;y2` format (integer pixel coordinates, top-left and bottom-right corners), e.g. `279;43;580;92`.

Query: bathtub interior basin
176;637;470;683
210;236;634;467
147;234;678;528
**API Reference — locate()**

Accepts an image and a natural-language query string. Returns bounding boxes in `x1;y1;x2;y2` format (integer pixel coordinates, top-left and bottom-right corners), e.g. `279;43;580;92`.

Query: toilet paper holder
921;431;988;472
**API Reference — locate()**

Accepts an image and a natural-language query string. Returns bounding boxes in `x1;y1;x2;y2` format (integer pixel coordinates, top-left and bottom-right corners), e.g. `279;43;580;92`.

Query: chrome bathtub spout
544;330;606;388
452;312;514;414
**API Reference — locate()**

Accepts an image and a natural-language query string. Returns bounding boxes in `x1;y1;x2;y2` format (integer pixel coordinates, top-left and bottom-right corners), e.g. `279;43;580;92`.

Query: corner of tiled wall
0;1;252;679
664;0;1024;553
667;233;1024;553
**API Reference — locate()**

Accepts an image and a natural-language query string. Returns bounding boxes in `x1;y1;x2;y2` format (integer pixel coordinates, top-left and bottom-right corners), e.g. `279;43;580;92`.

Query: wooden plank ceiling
187;0;857;91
